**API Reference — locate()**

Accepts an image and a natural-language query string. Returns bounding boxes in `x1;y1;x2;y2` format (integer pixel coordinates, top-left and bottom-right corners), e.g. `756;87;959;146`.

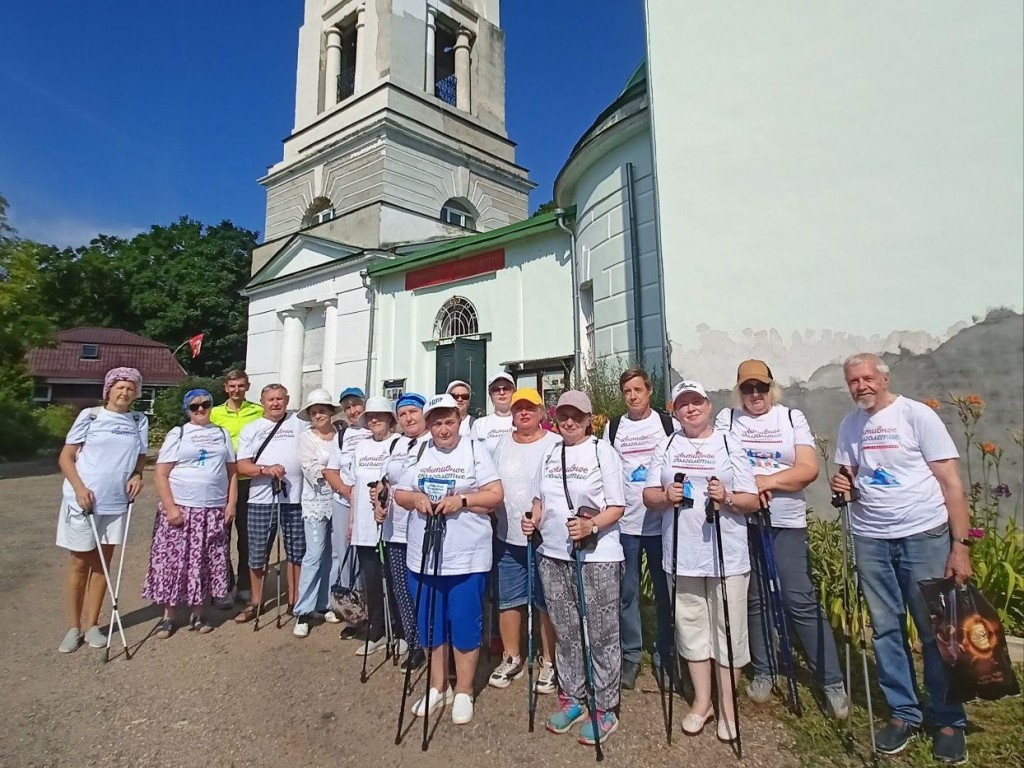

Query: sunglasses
451;393;471;401
739;381;771;396
188;401;213;412
490;385;513;393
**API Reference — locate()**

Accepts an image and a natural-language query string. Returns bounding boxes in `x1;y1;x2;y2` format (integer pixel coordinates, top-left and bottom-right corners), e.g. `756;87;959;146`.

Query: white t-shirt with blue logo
601;411;678;536
157;423;235;508
646;430;758;577
715;405;815;529
63;408;149;516
400;437;500;576
834;396;958;539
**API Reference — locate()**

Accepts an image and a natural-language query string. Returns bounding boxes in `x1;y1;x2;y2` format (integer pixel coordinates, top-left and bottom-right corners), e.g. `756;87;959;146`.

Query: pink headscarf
103;367;142;400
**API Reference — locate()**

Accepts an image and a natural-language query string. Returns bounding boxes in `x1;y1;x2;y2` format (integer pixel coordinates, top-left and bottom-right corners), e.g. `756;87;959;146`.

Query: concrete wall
370;229;573;397
645;0;1024;389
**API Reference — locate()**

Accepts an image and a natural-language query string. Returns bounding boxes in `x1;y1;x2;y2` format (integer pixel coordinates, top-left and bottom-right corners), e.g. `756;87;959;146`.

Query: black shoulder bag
561;443;599;552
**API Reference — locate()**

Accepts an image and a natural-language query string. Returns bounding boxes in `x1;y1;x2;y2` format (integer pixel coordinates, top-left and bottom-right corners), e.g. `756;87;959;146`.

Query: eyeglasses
739;381;771;396
188;401;213;412
451;393;471;401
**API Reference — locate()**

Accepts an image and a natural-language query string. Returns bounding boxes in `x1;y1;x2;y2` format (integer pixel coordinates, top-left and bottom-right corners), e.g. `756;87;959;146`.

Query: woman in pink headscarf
56;367;148;654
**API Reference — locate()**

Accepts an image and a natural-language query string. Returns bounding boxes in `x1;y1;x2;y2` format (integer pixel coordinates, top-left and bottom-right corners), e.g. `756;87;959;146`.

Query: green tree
0;239;58;397
0;193;14;242
38;235;136;330
531;199;559;218
116;218;257;377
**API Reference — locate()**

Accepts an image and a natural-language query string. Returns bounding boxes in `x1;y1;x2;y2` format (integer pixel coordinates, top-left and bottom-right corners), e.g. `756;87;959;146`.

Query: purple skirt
142;502;229;607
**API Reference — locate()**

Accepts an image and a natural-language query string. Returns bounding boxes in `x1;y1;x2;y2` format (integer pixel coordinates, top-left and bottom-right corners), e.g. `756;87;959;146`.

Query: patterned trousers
386;542;419;651
538;555;622;712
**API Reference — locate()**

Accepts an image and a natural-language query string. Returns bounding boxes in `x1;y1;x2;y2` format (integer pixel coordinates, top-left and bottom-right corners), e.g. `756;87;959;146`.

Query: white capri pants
672;573;750;668
56;502;127;552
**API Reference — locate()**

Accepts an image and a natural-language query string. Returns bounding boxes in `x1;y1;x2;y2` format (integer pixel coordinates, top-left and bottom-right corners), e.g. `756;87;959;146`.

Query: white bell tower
257;0;532;263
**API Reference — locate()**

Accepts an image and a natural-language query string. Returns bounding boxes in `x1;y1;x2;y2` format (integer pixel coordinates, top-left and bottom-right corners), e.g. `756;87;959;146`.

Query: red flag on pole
188;333;204;358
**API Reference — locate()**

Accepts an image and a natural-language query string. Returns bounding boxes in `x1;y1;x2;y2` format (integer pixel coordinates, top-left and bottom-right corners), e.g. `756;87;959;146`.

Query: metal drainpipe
360;269;376;396
555;208;582;382
625;162;644;361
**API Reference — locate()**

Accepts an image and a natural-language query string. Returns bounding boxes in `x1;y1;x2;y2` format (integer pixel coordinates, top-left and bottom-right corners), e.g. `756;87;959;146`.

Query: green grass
780;657;1023;766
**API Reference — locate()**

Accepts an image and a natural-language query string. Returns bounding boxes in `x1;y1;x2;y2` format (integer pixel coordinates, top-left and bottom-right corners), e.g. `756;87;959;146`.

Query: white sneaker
322;610;341;624
354;636;387;656
412;687;455;717
293;619;310;638
452;692;474;724
488;654;525;689
395;638;409;656
535;658;557;694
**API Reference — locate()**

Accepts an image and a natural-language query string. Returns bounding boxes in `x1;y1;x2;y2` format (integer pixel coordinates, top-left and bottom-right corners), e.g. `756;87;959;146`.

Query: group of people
55;353;974;764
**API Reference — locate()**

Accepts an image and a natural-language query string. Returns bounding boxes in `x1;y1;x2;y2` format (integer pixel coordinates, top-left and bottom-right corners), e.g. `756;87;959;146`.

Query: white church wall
370;229;573;399
645;0;1024;389
566;128;665;371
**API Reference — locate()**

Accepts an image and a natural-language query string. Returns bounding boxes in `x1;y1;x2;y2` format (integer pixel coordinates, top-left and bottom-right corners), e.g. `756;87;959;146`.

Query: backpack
335;421;349;450
607;410;674;445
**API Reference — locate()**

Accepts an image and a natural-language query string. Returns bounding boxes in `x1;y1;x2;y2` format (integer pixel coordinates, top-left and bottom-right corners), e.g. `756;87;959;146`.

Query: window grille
434;296;479;341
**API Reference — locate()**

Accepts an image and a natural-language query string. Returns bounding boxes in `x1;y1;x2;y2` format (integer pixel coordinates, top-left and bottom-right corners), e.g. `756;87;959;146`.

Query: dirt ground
0;460;801;768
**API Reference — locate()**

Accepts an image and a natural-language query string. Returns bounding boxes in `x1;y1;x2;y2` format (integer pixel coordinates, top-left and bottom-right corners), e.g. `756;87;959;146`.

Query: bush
0;394;45;461
33;404;78;448
151;377;226;432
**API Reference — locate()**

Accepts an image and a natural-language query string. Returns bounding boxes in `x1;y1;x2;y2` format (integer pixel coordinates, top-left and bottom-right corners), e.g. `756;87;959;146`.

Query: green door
435;337;487;417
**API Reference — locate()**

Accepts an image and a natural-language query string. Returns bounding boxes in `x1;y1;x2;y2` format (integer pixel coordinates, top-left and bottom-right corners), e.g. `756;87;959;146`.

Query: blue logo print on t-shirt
630;465;648;483
868;467;899;486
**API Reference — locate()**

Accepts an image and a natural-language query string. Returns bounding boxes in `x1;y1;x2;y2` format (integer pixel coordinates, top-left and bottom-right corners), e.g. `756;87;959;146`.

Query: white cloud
11;214;144;249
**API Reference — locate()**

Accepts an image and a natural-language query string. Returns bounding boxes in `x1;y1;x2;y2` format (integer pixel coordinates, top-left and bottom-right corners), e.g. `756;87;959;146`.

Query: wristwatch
953;537;974;548
460;494;468;508
591;521;600;536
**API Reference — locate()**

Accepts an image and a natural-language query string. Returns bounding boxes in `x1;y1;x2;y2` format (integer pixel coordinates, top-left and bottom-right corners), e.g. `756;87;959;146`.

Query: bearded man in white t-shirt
831;353;972;765
600;367;676;690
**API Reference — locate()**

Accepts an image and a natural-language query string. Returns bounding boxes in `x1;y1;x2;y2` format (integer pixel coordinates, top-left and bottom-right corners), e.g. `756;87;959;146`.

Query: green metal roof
620;60;647;95
366;207;575;279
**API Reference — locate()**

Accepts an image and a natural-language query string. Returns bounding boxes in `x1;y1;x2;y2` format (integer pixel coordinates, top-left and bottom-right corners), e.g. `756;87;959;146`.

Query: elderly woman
56;367;148;653
644;381;759;743
522;390;625;747
374;392;430;671
142;389;236;637
292;389;344;638
489;388;560;693
327;396;400;656
394;393;504;725
445;380;475;436
714;360;848;717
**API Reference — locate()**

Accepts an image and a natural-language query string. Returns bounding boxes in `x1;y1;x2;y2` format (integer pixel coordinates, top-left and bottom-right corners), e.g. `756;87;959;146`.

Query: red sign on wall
405;248;506;291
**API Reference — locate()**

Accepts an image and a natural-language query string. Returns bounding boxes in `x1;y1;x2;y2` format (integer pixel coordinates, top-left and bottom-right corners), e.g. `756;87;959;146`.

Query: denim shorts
494;540;546;611
406;570;486;651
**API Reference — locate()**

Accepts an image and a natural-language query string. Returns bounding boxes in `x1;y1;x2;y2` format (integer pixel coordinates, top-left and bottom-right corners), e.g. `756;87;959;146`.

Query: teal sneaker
546;693;587;734
579;710;619;745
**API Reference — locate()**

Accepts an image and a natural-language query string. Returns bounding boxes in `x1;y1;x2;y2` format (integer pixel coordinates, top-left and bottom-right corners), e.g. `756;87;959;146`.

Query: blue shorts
406;570;486;651
494;540;545;611
247;503;305;568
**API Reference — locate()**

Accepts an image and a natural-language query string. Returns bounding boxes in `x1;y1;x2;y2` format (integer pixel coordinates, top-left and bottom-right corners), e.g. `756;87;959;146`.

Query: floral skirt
142;503;229;607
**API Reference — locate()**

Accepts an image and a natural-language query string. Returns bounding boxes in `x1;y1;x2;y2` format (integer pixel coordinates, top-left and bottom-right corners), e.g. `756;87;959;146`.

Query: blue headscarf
396;392;426;411
182;388;214;415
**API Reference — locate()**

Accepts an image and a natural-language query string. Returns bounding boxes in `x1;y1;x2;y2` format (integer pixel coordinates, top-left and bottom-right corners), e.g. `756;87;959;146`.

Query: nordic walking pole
573;542;604;762
758;504;802;715
395;514;434;745
666;473;687;743
274;485;284;629
831;468;876;757
526;510;536;733
750;511;778;687
706;478;741;758
104;501;135;662
422;513;444;752
84;508;130;662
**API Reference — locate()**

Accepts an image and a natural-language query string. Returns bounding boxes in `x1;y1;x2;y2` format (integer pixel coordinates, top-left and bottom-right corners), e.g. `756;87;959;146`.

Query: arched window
440;198;476;230
434;296;479;341
303;196;336;227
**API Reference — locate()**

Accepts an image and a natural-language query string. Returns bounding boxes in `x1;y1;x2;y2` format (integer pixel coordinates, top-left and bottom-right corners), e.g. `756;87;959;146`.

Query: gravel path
0;462;799;767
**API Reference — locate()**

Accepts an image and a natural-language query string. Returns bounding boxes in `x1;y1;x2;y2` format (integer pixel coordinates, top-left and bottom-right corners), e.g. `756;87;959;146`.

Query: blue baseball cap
396;392;426;410
338;386;365;403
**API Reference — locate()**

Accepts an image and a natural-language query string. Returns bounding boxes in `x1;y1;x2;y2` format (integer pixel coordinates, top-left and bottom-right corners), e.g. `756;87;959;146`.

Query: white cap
671;380;709;405
487;371;515;390
424;393;459;418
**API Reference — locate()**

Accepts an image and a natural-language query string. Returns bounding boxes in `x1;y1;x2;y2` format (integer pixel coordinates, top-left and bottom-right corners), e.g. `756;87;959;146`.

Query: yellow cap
511;387;543;407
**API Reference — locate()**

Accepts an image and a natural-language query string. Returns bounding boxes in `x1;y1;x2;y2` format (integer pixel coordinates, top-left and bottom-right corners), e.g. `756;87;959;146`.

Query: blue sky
0;2;646;248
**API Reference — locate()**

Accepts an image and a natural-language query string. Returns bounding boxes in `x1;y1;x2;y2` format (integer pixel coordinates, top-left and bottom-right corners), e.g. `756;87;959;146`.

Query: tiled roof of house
27;327;189;384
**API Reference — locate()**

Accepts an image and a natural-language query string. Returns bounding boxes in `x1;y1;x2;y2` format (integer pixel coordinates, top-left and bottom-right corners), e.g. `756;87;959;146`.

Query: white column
425;6;436;94
280;308;307;403
321;299;339;397
454;28;472;111
354;4;367;93
325;26;342;108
